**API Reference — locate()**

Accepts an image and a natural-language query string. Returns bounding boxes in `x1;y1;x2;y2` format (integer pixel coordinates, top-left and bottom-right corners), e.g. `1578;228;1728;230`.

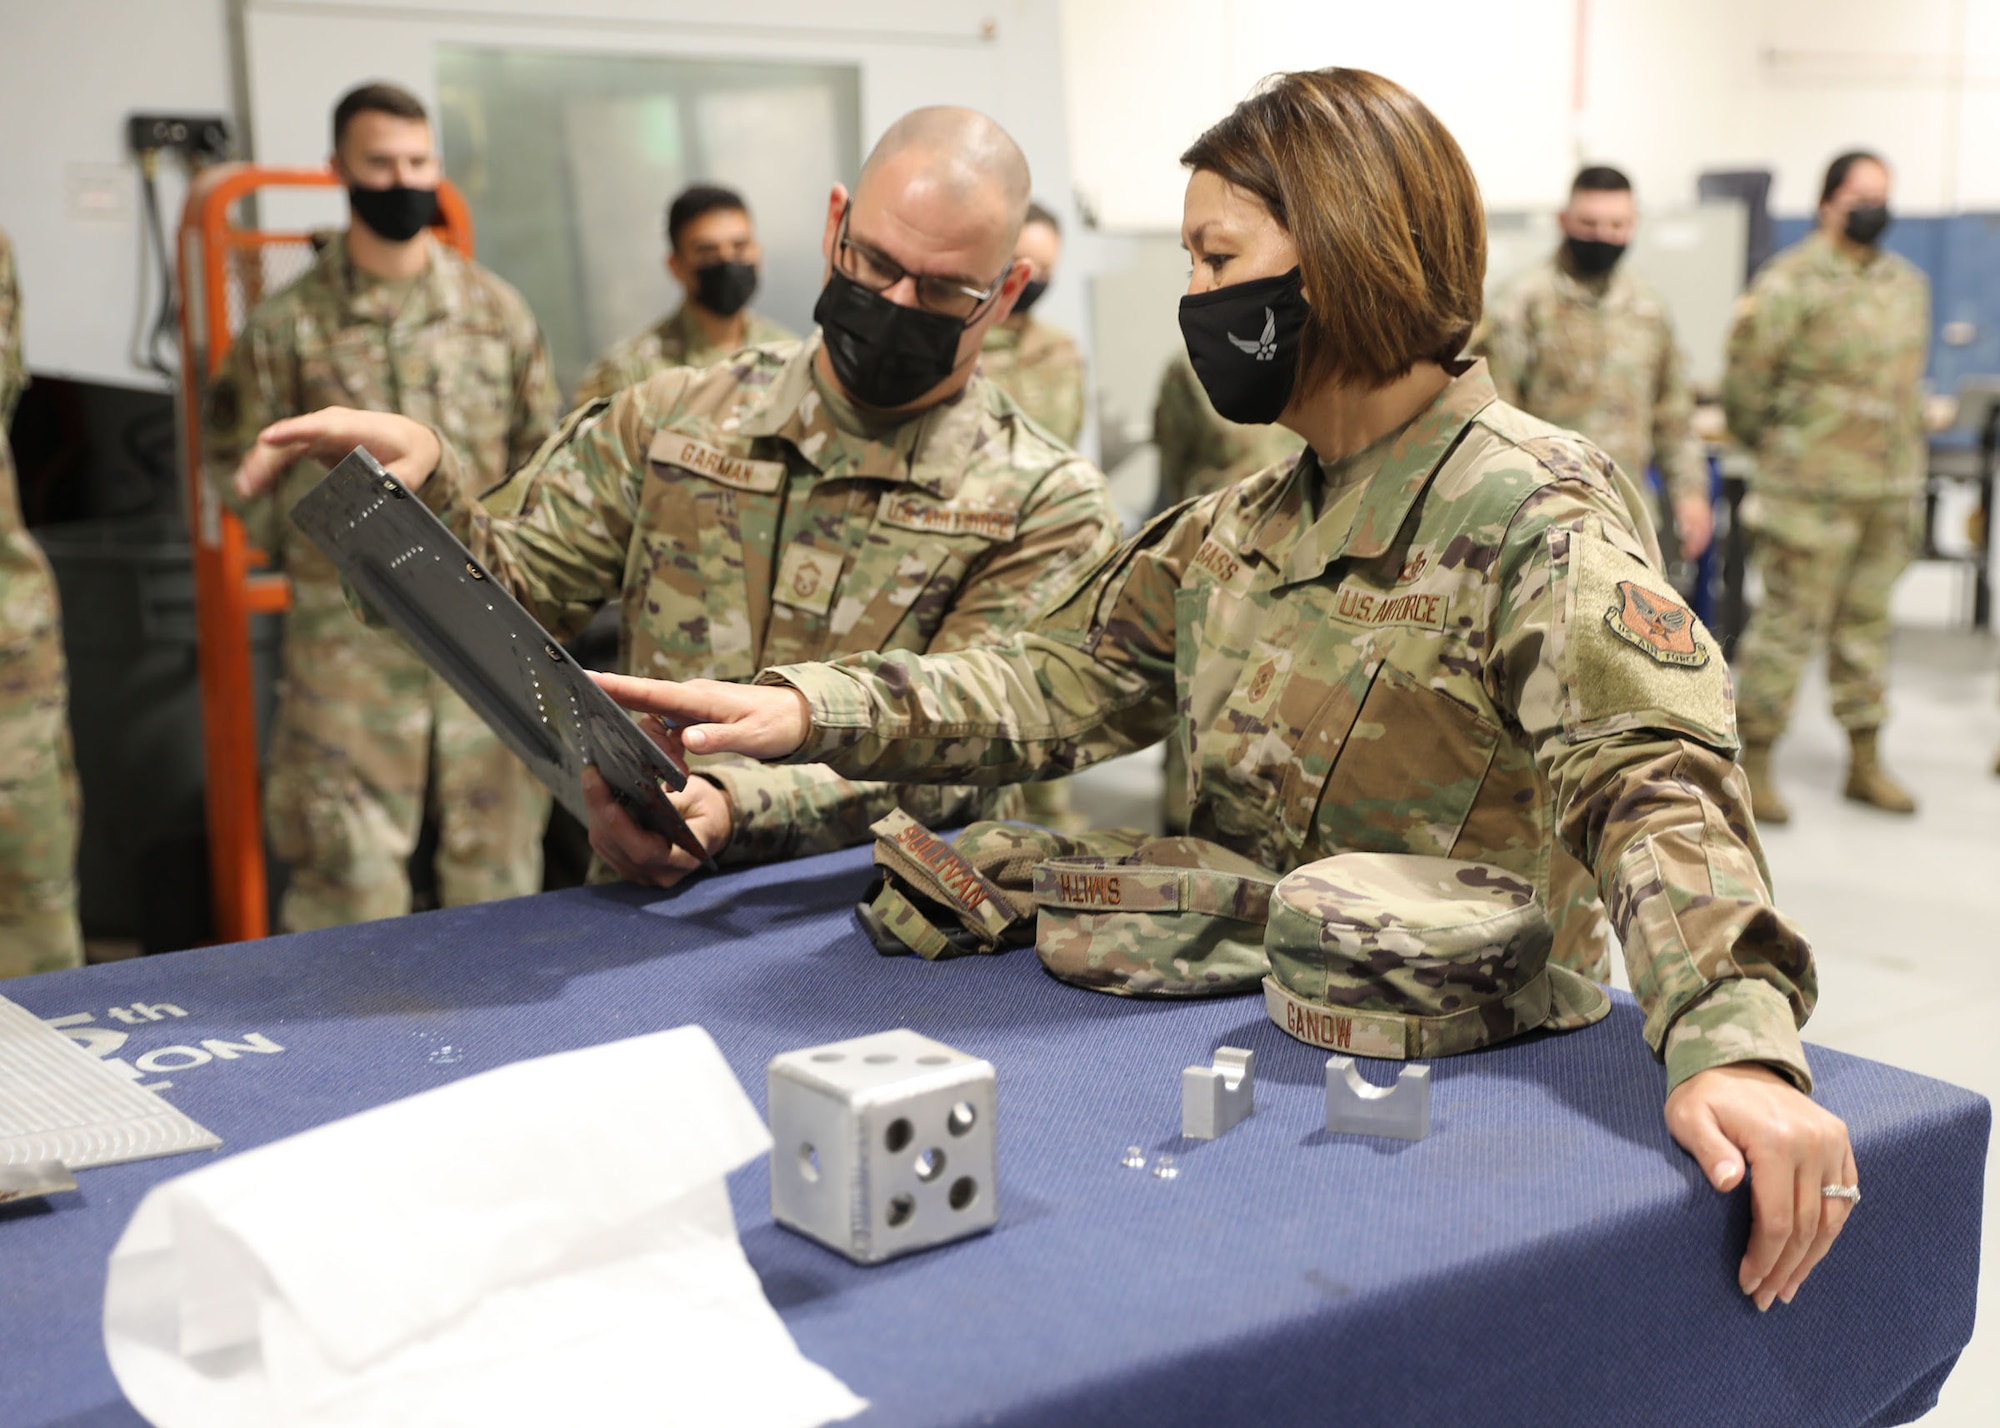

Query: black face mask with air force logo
1177;267;1311;425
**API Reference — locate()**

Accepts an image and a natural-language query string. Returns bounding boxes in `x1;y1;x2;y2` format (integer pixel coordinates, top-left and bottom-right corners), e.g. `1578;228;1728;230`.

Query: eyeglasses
833;208;1007;321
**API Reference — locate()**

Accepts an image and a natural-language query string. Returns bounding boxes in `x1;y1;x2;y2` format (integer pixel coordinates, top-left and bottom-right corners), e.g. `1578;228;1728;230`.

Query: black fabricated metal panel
290;447;704;862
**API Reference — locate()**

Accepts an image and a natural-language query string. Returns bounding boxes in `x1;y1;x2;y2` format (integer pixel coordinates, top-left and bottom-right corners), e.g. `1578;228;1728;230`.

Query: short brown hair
332;82;427;150
1181;69;1485;390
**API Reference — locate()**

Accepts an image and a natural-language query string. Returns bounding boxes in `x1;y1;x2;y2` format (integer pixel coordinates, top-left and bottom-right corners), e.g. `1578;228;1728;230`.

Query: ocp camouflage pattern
203;232;560;930
418;334;1120;866
1724;230;1931;498
575;303;795;405
1472;255;1707;503
0;226;84;974
767;361;1818;1093
979;316;1085;446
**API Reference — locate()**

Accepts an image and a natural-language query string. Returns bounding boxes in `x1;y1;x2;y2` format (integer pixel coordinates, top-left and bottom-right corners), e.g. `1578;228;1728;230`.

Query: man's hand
235;406;441;500
1665;1063;1856;1311
582;767;731;889
591;672;812;761
1674;493;1715;561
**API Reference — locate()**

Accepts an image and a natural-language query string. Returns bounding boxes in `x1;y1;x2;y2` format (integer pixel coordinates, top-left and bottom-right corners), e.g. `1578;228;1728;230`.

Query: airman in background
203;82;561;932
575;183;795;404
234;106;1119;887
1724;150;1930;822
977;200;1085;446
1470;163;1713;982
0;225;85;975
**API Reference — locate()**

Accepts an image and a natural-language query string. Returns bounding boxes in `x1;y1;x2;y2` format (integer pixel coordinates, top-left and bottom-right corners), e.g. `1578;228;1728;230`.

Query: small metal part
1119;1145;1147;1170
542;641;563;661
465;560;485;580
1150;1154;1179;1180
0;1160;79;1204
1182;1046;1255;1140
1324;1057;1432;1141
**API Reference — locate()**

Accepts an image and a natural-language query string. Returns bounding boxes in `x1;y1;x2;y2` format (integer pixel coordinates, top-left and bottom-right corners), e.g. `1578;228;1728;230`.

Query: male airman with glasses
231;106;1119;887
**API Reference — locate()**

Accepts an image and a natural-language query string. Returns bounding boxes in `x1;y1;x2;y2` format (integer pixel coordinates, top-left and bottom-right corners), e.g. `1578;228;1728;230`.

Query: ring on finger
1820;1183;1861;1205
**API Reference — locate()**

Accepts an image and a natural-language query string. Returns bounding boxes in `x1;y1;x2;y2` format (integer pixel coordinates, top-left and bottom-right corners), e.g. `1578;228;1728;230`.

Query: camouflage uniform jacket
1472;254;1707;503
1723;231;1931;498
575;303;795;405
204;232;560;644
979;316;1084;445
1153;352;1305;508
420;334;1120;864
1;227;54;646
766;362;1816;1093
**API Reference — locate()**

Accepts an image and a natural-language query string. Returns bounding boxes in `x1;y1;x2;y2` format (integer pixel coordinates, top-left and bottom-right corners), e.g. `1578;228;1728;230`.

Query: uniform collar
1549;250;1625;306
1241;359;1496;580
1805;227;1887;276
733;332;984;498
327;231;458;326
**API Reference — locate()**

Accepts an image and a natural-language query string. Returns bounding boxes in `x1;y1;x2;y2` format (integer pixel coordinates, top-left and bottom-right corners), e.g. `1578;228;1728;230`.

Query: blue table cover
0;846;1986;1428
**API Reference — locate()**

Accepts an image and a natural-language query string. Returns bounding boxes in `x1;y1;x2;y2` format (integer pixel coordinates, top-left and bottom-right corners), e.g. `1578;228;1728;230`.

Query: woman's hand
234;407;441;499
590;672;812;761
1664;1063;1857;1310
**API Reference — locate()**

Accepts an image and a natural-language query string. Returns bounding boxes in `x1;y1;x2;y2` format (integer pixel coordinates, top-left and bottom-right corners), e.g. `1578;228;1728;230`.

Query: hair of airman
1180;68;1486;391
331;82;427;150
1024;200;1060;234
1820;150;1886;204
1571;164;1632;195
666;183;750;250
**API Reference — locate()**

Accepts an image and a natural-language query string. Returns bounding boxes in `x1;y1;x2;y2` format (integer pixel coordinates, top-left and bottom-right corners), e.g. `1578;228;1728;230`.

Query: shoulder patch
1556;529;1735;751
646;429;785;493
1605;580;1708;667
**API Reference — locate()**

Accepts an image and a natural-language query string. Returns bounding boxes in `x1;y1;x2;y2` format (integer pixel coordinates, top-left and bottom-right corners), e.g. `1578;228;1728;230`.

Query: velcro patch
1263;979;1410;1058
1330;583;1449;629
1033;864;1182;912
1605;580;1708;667
879;492;1019;542
647;429;785;493
773;544;843;616
869;810;1015;945
1190;538;1242;584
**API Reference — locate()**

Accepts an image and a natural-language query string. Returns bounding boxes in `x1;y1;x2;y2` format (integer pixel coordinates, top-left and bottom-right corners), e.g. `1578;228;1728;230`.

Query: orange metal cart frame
176;169;475;942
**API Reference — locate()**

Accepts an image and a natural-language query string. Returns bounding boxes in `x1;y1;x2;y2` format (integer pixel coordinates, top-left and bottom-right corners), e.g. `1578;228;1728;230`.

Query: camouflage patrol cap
1263;854;1609;1058
1034;838;1278;997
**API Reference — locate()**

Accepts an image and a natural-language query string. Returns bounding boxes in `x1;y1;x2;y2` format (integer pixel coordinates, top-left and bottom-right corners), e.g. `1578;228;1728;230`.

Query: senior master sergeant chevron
232;106;1119;887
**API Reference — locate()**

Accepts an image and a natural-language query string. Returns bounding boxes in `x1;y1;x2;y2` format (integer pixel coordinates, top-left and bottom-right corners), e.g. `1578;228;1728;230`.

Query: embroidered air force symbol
1227;308;1279;360
1605;580;1709;667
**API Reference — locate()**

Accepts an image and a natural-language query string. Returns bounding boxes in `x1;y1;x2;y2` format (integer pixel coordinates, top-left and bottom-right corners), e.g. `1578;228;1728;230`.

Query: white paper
103;1025;867;1428
0;993;219;1170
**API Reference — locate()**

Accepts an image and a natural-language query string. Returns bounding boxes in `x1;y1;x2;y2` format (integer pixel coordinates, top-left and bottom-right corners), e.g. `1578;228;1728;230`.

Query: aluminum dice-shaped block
768;1028;996;1264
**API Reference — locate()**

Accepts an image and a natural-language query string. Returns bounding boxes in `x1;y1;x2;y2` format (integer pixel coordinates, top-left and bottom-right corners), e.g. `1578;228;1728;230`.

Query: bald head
855;106;1032;263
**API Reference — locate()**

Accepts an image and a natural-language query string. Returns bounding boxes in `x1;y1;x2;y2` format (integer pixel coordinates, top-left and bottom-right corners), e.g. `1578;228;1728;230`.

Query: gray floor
1066;609;2000;1422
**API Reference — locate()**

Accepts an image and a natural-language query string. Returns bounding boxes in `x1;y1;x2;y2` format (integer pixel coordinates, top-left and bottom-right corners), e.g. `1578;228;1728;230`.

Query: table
1;846;1987;1428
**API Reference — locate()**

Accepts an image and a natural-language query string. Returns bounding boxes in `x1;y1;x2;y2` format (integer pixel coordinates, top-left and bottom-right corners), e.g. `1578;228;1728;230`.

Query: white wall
0;0;234;390
1061;0;2000;232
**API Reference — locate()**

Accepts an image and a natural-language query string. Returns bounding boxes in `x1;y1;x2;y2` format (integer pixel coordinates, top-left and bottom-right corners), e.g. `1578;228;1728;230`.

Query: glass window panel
437;46;861;398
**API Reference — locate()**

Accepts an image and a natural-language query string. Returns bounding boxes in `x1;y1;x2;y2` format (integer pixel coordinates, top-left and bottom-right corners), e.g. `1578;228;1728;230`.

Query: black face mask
691;260;759;317
1177;267;1311;425
1564;235;1627;278
1844;204;1891;246
813;270;967;409
1012;277;1050;317
347;184;440;244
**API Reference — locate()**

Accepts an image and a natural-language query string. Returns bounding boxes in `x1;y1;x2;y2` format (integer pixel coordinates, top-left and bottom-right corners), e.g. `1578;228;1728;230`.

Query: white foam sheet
0;994;219;1171
103;1025;866;1428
